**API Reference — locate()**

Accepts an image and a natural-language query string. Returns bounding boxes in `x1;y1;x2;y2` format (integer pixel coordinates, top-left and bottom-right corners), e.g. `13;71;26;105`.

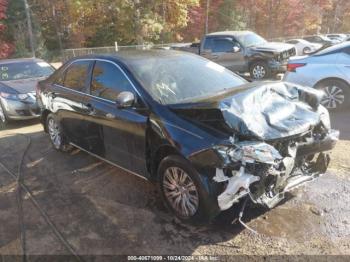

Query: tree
0;0;14;58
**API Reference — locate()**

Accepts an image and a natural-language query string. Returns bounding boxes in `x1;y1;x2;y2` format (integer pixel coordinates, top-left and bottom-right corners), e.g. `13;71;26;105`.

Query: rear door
83;60;149;177
50;60;93;148
201;37;246;72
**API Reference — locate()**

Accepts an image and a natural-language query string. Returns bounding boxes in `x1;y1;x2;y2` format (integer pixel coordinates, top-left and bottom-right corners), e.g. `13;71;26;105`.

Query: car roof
68;49;199;64
314;41;350;56
206;31;253;37
0;58;45;65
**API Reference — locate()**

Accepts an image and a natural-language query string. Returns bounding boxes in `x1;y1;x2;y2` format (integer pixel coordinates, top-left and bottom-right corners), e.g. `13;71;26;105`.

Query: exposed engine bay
214;126;338;211
193;82;341;211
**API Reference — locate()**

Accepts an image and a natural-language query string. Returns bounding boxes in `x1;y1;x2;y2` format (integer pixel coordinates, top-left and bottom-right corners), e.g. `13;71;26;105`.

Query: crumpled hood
219;82;325;140
249;42;294;53
171;82;326;141
0;77;46;93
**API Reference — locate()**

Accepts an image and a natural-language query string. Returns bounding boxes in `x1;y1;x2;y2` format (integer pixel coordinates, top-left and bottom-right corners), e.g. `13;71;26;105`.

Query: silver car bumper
0;97;40;120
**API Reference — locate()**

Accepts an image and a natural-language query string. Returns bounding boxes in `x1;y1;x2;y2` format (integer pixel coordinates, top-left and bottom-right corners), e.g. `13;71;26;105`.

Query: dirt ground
0;111;349;260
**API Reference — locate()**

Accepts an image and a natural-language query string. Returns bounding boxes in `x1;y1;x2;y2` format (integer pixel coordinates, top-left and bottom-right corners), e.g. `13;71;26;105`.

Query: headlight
0;92;29;101
318;105;331;130
228;142;282;165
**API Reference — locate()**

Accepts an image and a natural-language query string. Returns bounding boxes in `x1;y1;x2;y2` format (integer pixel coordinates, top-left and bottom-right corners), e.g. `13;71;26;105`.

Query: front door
83;60;149;177
202;37;246;72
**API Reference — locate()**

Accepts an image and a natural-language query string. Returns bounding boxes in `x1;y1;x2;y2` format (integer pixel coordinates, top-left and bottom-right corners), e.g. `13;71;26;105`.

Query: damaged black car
37;50;339;223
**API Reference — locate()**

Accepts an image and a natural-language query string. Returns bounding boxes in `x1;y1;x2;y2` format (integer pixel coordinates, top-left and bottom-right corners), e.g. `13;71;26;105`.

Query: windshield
0;61;54;81
236;32;267;47
126;54;247;104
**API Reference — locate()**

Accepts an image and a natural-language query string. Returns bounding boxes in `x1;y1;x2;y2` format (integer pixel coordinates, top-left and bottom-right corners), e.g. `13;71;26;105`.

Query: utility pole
49;1;63;55
205;0;210;34
23;0;35;57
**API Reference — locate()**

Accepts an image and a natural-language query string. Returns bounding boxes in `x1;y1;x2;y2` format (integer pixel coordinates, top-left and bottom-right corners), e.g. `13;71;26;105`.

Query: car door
83;60;149;177
50;60;93;148
201;37;245;72
336;47;350;81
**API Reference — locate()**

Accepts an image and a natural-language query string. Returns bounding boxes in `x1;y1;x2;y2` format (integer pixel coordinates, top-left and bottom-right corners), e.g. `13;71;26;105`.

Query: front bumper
268;59;287;73
215;129;339;211
0;97;40;120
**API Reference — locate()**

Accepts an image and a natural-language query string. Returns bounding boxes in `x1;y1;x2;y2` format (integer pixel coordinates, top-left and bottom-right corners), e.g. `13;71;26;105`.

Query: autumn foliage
0;0;14;59
3;0;350;58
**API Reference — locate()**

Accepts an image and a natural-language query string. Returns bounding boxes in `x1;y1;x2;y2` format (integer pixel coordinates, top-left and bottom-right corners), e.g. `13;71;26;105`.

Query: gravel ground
0;111;349;259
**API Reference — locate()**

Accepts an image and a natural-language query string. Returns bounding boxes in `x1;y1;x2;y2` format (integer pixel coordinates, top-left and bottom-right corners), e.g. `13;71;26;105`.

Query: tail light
287;63;306;72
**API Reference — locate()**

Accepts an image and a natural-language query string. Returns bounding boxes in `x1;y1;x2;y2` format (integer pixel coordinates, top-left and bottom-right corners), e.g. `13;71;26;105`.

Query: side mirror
232;46;241;53
116;91;135;109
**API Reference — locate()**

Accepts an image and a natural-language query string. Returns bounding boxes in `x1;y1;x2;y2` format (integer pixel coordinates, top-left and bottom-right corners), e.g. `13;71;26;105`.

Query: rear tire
303;47;311;54
249;61;271;80
46;113;72;152
157;155;214;224
315;79;349;111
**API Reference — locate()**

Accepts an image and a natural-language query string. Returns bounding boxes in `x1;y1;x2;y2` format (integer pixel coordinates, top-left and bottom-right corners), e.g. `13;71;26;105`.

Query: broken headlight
318;105;331;130
217;142;282;165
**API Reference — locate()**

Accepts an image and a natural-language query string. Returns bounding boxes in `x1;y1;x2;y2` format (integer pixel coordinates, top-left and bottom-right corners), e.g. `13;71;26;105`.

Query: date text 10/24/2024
127;256;219;261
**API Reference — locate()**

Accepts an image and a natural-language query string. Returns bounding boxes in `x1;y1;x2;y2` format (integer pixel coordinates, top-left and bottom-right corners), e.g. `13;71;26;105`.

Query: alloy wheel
163;167;199;218
48;118;62;149
252;65;266;79
321;85;345;109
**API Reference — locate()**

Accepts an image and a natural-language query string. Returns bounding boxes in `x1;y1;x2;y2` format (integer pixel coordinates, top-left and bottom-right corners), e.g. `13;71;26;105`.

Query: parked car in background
286;39;322;56
302;35;337;46
37;51;337;223
172;31;296;80
0;58;55;127
284;42;350;110
326;34;347;43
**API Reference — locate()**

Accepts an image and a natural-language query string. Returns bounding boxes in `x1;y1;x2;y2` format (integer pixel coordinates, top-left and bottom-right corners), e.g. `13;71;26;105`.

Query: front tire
0;102;8;129
46;113;72;152
249;61;271;80
315;79;349;110
157;155;213;224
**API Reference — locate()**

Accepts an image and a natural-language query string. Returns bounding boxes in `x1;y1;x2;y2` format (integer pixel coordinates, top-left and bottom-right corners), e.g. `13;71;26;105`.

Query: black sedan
37;51;338;223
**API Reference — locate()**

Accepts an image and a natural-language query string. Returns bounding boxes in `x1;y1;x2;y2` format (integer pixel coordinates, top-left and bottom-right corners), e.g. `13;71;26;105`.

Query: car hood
0;77;46;93
249;42;295;53
169;82;325;141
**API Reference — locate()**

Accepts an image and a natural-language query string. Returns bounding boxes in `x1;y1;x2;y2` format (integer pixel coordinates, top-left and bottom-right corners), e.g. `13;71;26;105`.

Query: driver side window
91;61;134;101
212;38;237;53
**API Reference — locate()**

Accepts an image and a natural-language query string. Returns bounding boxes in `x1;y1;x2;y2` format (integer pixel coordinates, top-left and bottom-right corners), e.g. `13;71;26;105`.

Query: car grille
279;48;296;61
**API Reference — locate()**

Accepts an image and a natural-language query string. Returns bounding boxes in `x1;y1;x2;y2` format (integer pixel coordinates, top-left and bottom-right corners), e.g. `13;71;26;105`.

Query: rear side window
63;61;91;92
91;61;134;101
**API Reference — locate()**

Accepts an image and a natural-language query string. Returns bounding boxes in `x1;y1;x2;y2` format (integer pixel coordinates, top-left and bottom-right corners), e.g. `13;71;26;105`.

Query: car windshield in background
236;32;267;47
126;54;247;104
0;61;54;81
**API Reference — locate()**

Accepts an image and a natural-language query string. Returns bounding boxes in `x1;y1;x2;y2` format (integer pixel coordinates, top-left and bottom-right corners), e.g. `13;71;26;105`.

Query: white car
286;39;322;56
283;42;350;110
326;34;348;43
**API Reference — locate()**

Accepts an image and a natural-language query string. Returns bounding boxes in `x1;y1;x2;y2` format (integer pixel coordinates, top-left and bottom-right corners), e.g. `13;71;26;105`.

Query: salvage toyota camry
37;50;338;223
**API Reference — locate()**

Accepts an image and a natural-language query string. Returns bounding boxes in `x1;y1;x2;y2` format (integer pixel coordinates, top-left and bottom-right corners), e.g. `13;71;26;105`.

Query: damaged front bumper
214;129;339;211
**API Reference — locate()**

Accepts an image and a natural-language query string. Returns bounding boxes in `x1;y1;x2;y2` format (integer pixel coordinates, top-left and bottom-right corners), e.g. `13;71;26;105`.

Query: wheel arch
248;58;268;69
149;144;181;180
314;77;350;89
